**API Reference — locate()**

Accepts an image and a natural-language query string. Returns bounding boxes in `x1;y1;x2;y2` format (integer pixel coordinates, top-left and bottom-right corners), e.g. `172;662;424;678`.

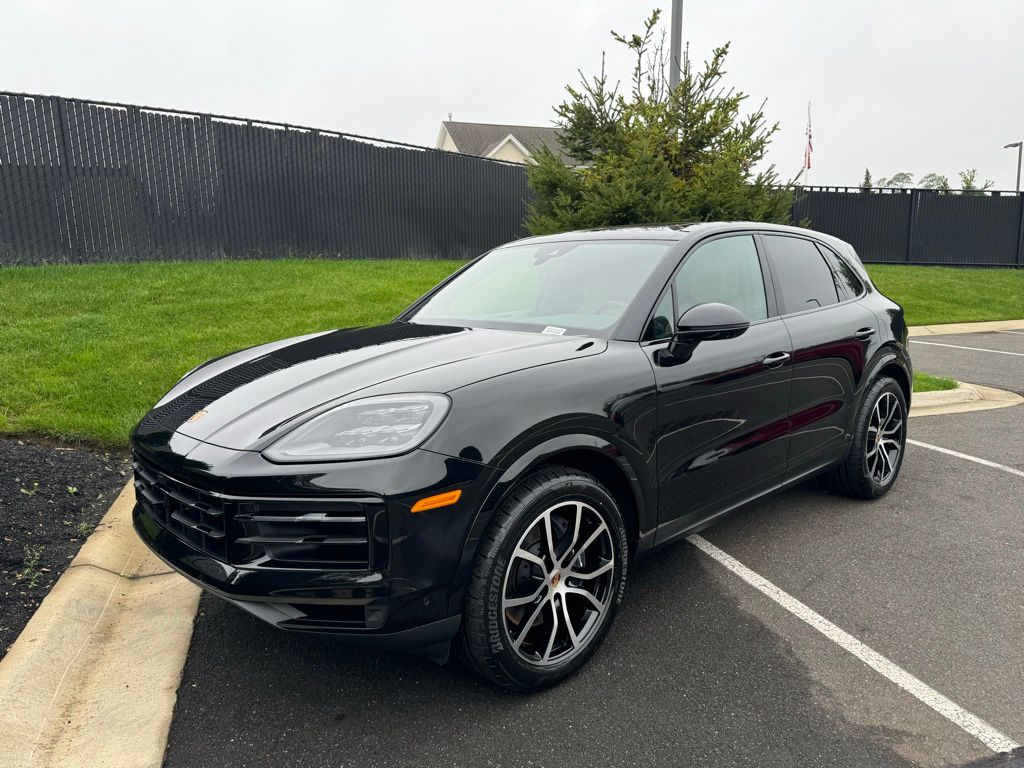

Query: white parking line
907;439;1024;479
997;330;1024;336
910;340;1024;357
687;534;1021;755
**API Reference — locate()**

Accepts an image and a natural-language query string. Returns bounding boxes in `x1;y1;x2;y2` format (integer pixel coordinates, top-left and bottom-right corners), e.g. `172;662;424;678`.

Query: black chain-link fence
0;92;530;265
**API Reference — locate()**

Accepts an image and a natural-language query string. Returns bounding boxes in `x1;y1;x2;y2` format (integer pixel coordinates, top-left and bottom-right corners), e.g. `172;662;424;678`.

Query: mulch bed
0;437;130;657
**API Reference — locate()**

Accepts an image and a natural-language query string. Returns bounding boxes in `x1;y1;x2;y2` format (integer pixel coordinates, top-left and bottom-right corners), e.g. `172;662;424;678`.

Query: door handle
854;327;876;340
762;351;791;368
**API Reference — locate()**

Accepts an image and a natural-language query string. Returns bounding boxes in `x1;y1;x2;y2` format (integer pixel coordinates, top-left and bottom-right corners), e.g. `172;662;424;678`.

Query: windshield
408;240;672;337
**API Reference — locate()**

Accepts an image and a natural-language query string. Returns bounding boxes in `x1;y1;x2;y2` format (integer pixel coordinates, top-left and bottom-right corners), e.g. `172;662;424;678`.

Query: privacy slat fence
0;92;530;265
4;93;1024;267
792;187;1024;267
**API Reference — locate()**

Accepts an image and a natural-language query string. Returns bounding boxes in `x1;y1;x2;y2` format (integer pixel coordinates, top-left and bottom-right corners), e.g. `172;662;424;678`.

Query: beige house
435;120;568;164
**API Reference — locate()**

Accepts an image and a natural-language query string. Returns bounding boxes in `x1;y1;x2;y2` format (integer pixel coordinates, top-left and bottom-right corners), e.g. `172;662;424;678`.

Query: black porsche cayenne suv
132;222;911;692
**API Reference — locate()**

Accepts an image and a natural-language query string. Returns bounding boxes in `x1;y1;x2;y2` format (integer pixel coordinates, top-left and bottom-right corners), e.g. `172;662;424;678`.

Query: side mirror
666;302;750;363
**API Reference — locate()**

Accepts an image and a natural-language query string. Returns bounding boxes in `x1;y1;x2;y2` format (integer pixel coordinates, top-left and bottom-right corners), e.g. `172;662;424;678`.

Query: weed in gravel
16;544;46;589
67;485;78;495
61;518;95;538
19;481;39;497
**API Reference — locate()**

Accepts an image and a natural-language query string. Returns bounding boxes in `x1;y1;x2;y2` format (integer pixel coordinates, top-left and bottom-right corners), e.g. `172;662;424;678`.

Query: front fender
420;341;658;618
444;431;655;618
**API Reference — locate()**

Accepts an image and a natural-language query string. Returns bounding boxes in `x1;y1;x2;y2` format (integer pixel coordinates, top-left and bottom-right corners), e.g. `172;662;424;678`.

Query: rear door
646;233;793;544
760;233;879;479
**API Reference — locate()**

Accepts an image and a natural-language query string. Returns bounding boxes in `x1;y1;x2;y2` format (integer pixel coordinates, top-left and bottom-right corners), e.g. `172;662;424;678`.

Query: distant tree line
858;168;994;194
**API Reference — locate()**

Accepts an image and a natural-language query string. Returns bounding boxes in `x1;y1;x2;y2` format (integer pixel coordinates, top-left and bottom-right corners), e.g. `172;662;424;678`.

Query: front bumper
134;505;460;656
130;430;495;656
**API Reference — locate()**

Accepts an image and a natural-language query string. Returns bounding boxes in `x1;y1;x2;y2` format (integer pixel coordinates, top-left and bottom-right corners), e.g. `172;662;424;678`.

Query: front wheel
459;466;628;692
827;375;907;499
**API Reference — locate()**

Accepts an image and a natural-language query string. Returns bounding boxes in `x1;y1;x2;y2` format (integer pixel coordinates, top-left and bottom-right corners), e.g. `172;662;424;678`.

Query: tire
459;466;629;693
826;375;907;499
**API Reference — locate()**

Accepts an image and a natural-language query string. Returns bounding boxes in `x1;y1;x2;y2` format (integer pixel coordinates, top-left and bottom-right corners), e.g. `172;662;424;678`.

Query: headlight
262;393;451;462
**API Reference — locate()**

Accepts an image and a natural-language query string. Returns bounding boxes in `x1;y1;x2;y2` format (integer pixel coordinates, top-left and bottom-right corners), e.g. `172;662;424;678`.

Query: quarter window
763;235;839;313
817;244;864;301
672;235;768;322
644;288;675;341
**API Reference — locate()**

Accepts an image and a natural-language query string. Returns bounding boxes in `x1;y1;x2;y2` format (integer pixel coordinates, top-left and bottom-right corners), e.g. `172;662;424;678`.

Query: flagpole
805;102;811;188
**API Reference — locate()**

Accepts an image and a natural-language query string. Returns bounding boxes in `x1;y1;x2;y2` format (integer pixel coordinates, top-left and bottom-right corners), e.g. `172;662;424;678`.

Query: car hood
141;323;606;450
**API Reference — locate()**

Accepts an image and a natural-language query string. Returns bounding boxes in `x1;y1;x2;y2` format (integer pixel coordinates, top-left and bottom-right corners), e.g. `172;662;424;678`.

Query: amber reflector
410;489;462;513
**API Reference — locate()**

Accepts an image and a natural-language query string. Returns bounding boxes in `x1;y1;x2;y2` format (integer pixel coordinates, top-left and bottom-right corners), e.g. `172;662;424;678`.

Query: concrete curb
0;483;200;768
908;319;1024;337
910;382;1024;418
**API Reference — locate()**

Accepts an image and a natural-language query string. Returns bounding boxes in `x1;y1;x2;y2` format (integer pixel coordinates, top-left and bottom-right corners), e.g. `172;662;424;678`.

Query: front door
646;234;793;544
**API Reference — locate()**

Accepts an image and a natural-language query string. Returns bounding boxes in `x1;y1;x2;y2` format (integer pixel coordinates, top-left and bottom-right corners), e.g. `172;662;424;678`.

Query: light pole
1005;141;1022;193
669;0;684;91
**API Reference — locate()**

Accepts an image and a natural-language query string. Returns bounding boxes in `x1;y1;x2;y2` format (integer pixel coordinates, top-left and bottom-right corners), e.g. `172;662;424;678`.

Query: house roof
440;121;568;162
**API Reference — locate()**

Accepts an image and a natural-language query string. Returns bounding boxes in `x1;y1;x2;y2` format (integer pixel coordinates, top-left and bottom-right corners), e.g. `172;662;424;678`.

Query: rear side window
763;235;839;314
817;244;864;301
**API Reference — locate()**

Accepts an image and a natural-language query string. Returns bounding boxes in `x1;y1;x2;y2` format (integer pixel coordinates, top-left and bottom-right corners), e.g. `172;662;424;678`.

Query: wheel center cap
550;570;562;588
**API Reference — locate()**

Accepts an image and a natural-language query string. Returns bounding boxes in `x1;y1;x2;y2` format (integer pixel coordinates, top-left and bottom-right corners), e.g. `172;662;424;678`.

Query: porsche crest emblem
186;409;208;423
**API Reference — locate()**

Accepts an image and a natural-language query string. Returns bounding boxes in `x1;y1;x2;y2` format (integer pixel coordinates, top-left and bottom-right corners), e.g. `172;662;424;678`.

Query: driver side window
673;235;768;323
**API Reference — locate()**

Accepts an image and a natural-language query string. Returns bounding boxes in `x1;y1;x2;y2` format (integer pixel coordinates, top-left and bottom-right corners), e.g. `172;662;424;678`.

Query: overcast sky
4;0;1023;189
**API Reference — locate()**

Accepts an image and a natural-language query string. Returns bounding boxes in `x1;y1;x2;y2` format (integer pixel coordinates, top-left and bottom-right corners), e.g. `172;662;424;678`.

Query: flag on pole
803;103;813;171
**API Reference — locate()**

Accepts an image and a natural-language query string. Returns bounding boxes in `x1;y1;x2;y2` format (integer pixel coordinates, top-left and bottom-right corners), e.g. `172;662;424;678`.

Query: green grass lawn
865;265;1024;326
0;260;1015;445
912;372;958;392
0;260;460;445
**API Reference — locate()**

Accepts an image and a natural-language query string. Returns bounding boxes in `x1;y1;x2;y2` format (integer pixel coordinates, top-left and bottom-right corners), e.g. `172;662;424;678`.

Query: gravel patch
0;437;130;656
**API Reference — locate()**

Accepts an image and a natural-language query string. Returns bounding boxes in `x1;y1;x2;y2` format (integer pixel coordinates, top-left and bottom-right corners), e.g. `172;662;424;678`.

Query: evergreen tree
526;10;791;235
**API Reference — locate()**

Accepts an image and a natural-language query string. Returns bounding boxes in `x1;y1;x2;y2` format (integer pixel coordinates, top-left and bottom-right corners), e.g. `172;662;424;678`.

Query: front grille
232;499;378;569
133;456;387;571
133;459;229;560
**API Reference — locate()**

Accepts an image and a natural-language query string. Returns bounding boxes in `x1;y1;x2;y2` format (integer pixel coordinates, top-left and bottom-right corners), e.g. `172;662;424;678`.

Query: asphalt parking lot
164;333;1024;768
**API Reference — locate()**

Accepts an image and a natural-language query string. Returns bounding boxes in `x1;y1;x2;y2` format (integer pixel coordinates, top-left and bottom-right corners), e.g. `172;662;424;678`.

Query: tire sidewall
855;377;907;497
478;473;628;690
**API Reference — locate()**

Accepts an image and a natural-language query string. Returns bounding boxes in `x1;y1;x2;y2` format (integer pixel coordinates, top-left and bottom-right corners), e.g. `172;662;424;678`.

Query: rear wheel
459;466;628;692
827;376;907;499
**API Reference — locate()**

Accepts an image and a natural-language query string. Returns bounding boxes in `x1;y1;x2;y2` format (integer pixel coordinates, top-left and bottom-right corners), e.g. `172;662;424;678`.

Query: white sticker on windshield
541;326;567;336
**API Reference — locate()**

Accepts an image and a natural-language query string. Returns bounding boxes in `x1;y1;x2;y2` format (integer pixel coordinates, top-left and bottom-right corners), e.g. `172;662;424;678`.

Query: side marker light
410;489;462;513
